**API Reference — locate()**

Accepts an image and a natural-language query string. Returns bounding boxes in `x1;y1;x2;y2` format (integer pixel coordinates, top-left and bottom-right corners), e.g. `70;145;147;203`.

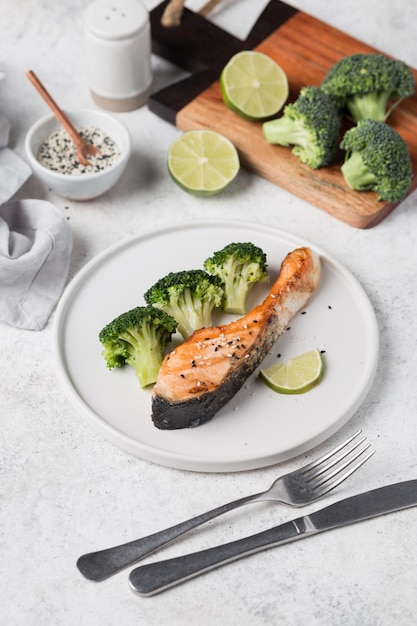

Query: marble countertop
2;1;417;624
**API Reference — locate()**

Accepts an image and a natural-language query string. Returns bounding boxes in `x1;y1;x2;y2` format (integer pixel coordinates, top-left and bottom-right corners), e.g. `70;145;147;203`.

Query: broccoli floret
321;53;415;123
144;270;224;340
99;306;177;388
340;119;413;202
203;242;268;315
262;86;341;169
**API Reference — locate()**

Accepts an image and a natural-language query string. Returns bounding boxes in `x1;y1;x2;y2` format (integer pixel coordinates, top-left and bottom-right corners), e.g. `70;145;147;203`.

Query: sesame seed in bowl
37;126;121;176
25;108;131;200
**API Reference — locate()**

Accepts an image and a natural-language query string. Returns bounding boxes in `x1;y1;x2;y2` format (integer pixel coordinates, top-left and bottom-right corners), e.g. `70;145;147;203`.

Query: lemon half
168;129;240;196
220;50;289;120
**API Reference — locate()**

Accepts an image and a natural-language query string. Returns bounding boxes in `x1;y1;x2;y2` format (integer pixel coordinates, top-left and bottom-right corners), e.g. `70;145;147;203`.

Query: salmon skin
152;247;321;429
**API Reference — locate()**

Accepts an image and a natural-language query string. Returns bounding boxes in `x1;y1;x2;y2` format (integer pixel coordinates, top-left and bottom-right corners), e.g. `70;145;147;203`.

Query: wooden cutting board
149;1;417;228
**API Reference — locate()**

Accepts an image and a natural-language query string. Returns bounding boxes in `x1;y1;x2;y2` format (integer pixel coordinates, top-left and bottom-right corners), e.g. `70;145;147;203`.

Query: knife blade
128;479;417;596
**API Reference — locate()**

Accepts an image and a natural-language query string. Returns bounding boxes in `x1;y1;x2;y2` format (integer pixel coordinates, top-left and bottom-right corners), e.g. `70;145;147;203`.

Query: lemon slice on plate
260;349;325;394
220;50;289;120
168;129;240;196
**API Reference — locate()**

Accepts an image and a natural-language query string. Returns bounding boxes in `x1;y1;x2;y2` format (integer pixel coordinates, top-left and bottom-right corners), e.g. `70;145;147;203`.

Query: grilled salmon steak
152;247;321;429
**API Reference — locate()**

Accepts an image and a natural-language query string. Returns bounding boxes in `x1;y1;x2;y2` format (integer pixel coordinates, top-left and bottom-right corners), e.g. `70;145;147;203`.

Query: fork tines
302;430;375;496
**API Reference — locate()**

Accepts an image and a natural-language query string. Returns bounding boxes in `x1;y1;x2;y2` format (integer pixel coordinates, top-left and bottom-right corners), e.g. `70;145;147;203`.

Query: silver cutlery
77;430;373;582
129;479;417;596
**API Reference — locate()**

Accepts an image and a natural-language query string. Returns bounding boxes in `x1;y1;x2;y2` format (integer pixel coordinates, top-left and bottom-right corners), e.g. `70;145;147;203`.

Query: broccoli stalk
144;270;224;340
321;53;415;123
263;117;319;162
346;92;394;125
340;119;413;202
204;242;268;315
340;150;378;190
99;306;177;388
262;86;341;169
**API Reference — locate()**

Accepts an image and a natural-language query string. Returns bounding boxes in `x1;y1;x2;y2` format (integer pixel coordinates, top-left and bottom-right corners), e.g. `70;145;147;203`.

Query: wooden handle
161;0;184;27
26;70;82;145
198;0;223;17
161;0;223;27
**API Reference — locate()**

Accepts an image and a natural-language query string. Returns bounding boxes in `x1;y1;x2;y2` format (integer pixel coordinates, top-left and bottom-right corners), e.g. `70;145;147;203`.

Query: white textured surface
1;1;417;625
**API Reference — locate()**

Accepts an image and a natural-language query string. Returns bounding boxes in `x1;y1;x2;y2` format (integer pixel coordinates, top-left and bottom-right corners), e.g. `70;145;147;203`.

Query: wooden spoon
26;70;100;166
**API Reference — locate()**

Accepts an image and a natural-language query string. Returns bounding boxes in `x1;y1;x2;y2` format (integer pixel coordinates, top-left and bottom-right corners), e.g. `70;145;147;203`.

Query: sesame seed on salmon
152;247;321;429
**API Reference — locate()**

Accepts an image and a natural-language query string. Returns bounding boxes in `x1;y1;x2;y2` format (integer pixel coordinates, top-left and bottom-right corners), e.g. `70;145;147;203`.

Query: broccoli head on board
144;269;224;340
321;53;415;123
99;306;177;388
340;118;413;202
262;86;341;169
204;242;268;315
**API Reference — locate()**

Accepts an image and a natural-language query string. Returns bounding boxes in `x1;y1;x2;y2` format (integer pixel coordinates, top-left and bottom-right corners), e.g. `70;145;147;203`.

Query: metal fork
77;430;373;582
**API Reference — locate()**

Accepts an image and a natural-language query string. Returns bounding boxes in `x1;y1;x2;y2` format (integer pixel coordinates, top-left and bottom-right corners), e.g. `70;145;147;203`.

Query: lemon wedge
260;349;325;394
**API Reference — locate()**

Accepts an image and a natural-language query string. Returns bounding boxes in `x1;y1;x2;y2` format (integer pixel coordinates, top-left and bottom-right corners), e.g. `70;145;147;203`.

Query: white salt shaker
84;0;152;112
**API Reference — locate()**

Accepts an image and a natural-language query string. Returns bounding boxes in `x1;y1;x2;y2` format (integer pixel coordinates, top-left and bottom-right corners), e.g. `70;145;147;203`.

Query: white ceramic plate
53;221;379;472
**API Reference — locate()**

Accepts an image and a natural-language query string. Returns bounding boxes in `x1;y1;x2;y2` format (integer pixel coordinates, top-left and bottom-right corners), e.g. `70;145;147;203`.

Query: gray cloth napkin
0;113;31;204
0;199;72;330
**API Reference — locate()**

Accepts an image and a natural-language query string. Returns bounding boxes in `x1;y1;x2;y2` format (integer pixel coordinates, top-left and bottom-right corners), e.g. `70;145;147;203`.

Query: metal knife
129;479;417;596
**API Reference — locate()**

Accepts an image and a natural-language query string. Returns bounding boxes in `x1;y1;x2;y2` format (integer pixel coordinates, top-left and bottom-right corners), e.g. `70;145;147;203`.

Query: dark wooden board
149;1;417;228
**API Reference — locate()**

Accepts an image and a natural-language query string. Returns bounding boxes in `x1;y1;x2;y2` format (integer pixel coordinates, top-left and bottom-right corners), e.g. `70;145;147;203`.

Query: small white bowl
25;108;131;200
